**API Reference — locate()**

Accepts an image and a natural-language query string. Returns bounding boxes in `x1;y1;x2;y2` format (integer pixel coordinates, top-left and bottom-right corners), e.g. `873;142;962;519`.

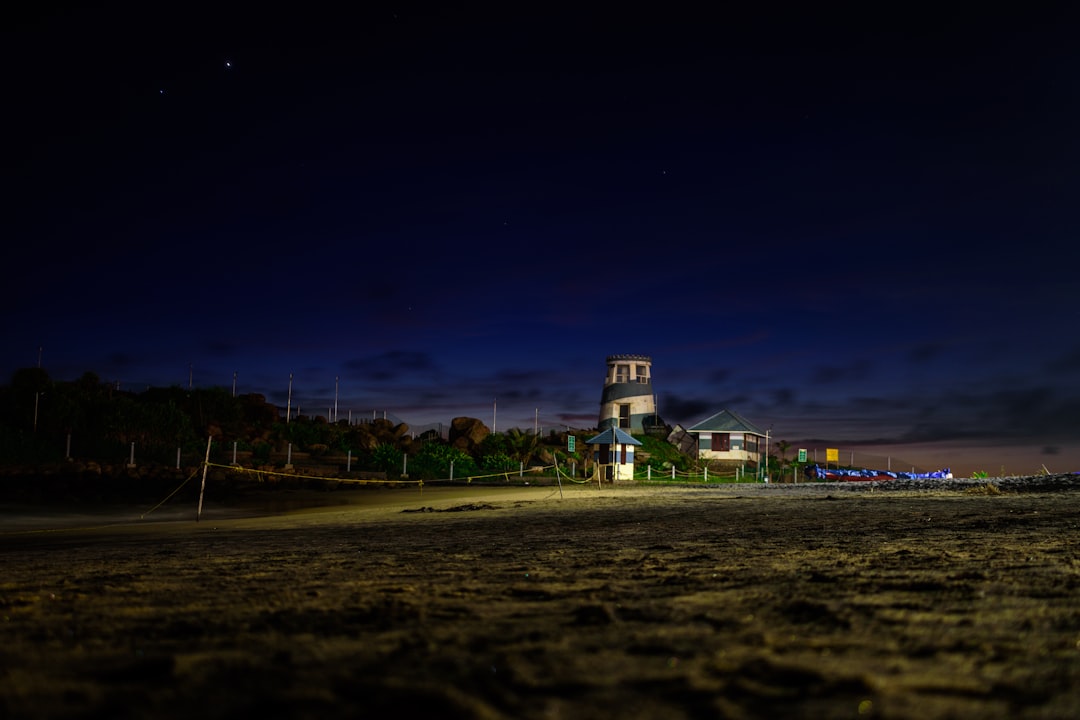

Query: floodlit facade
685;409;767;466
597;354;656;432
586;426;642;483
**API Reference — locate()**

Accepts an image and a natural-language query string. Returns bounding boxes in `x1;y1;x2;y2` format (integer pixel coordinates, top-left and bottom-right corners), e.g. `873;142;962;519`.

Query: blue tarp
806;464;953;481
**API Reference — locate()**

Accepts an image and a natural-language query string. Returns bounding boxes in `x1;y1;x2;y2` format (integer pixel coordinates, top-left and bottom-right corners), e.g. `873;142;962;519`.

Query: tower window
619;404;631;428
635;365;649;383
616;364;629;383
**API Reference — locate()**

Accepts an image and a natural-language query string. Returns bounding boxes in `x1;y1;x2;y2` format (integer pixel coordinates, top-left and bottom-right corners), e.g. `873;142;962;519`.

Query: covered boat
805;465;953;482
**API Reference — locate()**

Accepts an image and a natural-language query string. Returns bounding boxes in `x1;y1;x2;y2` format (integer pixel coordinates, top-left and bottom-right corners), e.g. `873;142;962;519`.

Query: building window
745;435;759;453
711;433;730;451
636;364;650;383
616;364;629;383
619;404;631;428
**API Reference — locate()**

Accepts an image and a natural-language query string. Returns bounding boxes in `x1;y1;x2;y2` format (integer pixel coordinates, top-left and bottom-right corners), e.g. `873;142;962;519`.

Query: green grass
635;434;690;471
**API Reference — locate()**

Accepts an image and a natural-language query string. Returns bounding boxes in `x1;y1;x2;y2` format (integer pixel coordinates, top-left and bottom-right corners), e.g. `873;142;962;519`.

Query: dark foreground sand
1;478;1079;719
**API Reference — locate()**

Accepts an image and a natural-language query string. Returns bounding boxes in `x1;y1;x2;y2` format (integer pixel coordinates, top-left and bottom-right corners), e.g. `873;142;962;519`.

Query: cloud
771;387;797;406
907;342;944;365
201;340;238;357
106;352;138;368
344;351;436;381
708;368;732;384
810;359;872;385
1045;345;1080;374
660;394;713;424
888;385;1077;444
557;411;598;426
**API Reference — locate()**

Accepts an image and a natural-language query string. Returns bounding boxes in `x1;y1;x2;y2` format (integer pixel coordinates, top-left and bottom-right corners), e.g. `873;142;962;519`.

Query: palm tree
504;427;541;467
774;440;791;482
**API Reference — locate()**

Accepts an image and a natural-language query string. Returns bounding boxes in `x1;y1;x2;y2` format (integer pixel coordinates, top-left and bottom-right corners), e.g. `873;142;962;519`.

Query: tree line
0;368;594;480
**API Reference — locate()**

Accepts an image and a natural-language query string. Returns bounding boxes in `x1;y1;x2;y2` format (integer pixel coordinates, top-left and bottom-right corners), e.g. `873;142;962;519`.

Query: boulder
449;416;490;452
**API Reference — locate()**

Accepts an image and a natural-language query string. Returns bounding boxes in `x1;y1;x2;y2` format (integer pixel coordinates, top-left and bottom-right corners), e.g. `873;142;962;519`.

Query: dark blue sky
5;4;1079;475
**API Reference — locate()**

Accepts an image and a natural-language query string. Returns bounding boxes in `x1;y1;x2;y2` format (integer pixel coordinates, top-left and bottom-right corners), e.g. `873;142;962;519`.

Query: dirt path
2;483;1079;719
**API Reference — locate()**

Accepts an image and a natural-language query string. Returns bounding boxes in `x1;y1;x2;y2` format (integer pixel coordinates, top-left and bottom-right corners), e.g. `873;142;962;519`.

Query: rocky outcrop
449;416;490;453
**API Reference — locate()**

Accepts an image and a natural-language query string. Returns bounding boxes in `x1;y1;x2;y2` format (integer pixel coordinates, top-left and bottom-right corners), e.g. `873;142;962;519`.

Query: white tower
597;354;656;432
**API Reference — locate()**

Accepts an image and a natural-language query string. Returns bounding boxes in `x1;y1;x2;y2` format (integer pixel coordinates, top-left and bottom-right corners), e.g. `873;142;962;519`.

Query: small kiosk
586;426;642;483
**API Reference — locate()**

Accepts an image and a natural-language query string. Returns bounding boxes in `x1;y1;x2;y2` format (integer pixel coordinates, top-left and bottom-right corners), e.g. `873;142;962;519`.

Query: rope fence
137;436;949;523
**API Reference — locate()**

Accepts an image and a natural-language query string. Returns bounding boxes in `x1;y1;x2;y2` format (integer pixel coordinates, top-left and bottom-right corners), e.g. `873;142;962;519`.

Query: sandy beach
2;478;1079;719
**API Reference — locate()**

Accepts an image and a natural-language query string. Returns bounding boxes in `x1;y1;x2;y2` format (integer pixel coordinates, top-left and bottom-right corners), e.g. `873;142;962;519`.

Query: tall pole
493;397;497;433
232;371;237;397
286;373;293;423
33;346;42;432
764;429;771;481
334;376;339;423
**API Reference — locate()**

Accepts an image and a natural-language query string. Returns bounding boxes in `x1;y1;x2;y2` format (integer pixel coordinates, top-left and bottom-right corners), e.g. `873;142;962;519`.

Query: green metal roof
685;409;765;435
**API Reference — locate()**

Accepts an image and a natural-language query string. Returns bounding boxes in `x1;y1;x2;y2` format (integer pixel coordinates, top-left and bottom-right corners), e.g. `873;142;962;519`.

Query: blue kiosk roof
585;427;643;446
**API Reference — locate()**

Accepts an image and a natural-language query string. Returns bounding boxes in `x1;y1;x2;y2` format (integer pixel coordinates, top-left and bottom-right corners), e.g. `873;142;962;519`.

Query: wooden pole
196;435;212;521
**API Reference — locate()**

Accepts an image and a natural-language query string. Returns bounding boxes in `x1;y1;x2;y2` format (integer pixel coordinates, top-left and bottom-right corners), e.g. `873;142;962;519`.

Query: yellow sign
826;448;839;462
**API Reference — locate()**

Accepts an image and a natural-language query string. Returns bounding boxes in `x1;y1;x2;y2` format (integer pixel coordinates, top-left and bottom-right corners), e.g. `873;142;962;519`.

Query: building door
619;404;630;428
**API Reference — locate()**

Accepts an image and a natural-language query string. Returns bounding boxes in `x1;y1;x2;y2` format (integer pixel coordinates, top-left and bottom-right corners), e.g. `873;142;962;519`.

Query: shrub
481;452;516;473
965;483;1002;495
412;442;477;480
372;443;404;476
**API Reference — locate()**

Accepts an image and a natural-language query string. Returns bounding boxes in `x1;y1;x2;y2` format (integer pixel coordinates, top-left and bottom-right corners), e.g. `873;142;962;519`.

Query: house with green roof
685;409;768;468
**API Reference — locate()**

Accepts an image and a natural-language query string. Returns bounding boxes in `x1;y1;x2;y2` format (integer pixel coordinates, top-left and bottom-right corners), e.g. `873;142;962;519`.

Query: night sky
5;4;1079;476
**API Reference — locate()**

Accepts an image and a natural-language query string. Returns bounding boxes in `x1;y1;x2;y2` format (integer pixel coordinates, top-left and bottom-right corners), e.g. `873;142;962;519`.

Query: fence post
197;435;211;521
